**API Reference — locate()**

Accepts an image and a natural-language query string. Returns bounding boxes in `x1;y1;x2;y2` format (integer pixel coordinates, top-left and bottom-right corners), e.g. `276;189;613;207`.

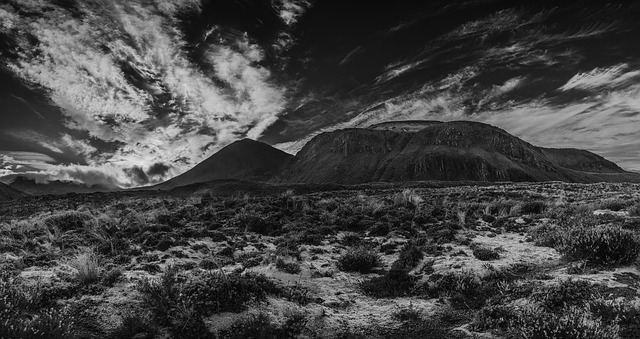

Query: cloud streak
2;0;290;186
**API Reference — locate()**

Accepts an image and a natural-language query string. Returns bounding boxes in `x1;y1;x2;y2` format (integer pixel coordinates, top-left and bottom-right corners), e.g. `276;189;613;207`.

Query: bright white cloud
4;0;289;187
559;64;637;91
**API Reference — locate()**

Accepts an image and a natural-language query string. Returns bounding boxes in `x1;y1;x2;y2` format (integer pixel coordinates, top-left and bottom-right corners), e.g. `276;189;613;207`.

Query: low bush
0;275;97;339
106;315;157;339
472;247;500;261
391;304;423;322
473;304;520;331
627;202;640;217
391;242;423;271
599;199;628;212
520;201;547;215
337;248;382;273
359;269;418;298
532;279;601;311
180;271;280;316
514;306;618;339
41;210;94;231
276;258;302;274
589;299;640;339
560;225;640;266
215;312;307;339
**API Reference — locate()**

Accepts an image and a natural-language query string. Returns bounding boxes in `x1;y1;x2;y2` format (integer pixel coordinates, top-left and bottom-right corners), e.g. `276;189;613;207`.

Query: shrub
472;247;500;261
560;225;640;266
215;312;307;339
359;269;418;298
276;258;302;274
532;279;601;311
337;248;382;273
102;267;123;287
520;201;546;215
391;304;422;322
180;271;279;316
106;315;157;339
41;210;93;231
514;306;618;339
473;304;520;331
0;275;96;339
70;249;101;285
588;299;640;338
599;199;628;212
627;202;640;217
138;266;181;324
0;307;89;339
391;242;423;271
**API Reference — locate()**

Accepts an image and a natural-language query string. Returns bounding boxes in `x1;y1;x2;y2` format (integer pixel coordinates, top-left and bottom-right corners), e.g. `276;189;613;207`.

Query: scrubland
2;182;640;338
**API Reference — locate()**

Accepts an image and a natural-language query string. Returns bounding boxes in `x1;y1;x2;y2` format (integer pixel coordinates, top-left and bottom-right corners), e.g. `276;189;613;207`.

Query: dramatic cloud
1;0;289;186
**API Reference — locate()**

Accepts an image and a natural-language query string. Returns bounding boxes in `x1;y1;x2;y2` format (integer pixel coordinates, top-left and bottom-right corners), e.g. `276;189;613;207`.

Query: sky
1;0;639;188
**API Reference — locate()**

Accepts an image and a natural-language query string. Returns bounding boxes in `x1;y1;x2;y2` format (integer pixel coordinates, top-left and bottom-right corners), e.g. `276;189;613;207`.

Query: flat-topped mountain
277;121;639;184
9;177;112;196
154;139;293;190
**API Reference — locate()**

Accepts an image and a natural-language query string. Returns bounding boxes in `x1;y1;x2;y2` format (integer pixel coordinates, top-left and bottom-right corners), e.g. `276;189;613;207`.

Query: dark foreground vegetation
2;181;640;338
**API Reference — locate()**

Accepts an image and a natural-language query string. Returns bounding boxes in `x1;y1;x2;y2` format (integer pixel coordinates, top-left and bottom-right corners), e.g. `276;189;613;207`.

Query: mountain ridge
276;121;638;184
0;181;26;201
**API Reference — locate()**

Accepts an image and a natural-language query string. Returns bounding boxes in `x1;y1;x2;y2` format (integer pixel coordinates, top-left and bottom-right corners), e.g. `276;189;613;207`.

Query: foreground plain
2;181;640;338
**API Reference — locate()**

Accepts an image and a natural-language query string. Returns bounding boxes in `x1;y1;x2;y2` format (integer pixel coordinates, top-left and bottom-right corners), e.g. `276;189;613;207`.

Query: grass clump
337;248;382;273
70;249;101;285
393;189;423;208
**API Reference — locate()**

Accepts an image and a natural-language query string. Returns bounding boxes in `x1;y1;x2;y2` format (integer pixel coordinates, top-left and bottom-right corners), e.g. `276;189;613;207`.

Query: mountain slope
155;139;293;190
9;177;112;195
277;121;639;184
0;182;26;201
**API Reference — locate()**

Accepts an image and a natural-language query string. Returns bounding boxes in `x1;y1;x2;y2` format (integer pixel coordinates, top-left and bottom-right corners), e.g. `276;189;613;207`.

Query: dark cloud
147;162;171;177
124;166;150;186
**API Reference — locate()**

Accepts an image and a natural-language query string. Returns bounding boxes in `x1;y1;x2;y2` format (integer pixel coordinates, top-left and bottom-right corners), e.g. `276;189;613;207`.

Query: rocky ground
2;182;640;338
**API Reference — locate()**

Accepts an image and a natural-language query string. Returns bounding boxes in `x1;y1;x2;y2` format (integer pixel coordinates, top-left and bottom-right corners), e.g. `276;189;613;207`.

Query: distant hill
153;139;293;190
9;177;112;195
277;121;640;184
0;182;26;201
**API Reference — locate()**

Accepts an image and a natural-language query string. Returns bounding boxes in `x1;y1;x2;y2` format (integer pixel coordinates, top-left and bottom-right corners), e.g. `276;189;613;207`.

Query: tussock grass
70;248;101;285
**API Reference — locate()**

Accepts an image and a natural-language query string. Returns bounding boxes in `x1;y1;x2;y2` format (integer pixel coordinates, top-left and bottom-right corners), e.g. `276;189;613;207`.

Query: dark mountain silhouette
154;139;293;190
0;181;26;201
277;121;640;184
9;177;112;195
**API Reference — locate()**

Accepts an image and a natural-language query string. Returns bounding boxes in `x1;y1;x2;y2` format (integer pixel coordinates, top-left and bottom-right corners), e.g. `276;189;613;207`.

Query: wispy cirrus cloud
2;0;291;186
559;64;640;92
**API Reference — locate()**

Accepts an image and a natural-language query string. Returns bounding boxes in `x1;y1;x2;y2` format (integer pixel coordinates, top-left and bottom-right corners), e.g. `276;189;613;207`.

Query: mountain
9;177;112;195
154;139;293;190
277;121;640;184
0;182;26;201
